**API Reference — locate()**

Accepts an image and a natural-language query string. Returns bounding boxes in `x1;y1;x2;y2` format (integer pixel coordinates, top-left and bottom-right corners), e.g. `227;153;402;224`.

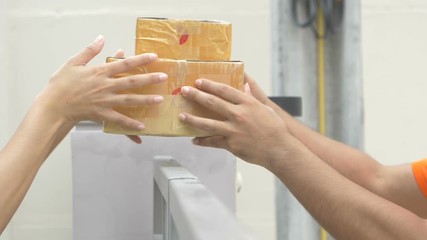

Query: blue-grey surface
71;122;236;240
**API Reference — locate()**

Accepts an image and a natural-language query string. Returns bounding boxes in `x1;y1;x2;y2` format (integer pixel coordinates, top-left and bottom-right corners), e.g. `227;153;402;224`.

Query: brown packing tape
135;17;232;61
103;58;244;137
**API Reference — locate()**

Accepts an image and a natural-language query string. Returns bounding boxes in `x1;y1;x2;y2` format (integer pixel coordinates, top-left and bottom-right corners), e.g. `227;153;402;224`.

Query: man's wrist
266;135;310;175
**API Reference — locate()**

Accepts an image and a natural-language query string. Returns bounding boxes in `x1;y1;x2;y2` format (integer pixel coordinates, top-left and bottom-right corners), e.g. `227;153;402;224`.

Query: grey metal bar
269;96;302;117
153;158;257;240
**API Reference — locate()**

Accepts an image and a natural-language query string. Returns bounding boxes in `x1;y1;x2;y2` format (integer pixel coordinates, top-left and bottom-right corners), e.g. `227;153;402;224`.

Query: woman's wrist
33;88;77;131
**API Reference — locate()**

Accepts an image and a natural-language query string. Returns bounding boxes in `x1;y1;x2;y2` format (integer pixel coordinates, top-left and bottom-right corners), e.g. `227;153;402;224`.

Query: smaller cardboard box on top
135;17;232;60
104;18;244;136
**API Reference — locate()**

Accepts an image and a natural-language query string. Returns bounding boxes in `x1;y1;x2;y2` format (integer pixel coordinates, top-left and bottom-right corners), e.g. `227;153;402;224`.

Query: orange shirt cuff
412;159;427;198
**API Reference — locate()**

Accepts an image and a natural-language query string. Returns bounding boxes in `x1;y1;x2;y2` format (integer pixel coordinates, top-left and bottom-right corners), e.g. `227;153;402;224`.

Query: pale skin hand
39;35;167;129
113;49;145;144
0;35;167;233
179;78;427;240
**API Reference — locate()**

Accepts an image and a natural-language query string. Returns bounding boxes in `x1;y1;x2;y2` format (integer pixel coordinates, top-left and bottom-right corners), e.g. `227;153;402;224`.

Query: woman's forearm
0;36;168;233
0;97;73;233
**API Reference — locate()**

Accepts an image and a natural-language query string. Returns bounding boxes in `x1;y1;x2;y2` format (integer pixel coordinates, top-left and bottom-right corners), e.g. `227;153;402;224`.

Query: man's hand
179;79;291;169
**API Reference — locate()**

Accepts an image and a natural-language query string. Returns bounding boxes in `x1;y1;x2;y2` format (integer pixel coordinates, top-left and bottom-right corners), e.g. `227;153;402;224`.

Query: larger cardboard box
104;58;244;136
135;17;232;61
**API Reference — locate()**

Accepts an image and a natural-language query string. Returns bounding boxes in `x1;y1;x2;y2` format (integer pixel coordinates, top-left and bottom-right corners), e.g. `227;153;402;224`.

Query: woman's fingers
108;94;164;106
126;135;142;144
102;109;145;130
112;49;145;145
109;72;167;92
105;53;158;76
114;49;125;58
67;35;105;66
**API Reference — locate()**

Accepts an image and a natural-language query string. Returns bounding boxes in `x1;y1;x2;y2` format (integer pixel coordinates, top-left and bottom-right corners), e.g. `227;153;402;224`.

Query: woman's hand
36;35;167;130
112;49;144;144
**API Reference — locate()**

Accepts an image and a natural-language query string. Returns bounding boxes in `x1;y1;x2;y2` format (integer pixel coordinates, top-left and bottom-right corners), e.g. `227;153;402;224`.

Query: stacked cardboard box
135;17;232;61
104;17;244;136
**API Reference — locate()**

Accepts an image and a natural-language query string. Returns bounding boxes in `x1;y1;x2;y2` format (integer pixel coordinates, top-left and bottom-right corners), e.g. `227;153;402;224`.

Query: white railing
153;157;257;240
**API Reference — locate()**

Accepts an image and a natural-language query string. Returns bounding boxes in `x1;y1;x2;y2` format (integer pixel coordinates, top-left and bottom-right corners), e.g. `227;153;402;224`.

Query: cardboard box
135;17;232;61
103;58;244;136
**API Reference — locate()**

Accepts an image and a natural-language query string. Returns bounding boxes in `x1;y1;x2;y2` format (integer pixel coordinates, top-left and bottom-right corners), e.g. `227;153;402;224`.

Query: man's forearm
270;101;427;216
0;98;73;233
177;77;427;239
244;75;381;188
268;101;382;189
270;139;427;240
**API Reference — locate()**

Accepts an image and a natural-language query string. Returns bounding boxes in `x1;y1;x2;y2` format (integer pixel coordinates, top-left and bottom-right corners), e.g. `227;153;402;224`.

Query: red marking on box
172;87;182;95
179;34;189;45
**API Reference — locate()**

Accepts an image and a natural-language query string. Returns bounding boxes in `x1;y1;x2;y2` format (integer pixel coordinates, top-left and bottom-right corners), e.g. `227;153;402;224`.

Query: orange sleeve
412;159;427;198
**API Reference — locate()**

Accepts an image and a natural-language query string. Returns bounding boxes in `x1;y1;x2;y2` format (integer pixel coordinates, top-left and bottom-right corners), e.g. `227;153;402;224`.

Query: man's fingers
68;35;105;66
180;86;234;117
244;74;269;104
106;53;158;76
109;72;167;92
179;112;227;135
194;79;246;104
192;136;227;149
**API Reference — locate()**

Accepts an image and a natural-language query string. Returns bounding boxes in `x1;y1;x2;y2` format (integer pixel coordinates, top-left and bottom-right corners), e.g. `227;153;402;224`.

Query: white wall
2;0;427;240
362;0;427;165
0;1;274;240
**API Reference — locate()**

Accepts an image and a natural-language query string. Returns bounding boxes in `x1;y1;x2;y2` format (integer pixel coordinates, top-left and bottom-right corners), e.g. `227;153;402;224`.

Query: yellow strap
317;0;326;136
317;1;328;240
